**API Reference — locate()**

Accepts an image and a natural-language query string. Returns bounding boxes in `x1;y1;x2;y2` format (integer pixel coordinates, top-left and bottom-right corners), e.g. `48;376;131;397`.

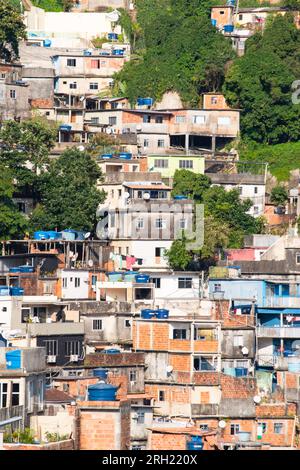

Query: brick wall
55;377;98;398
220;374;256;399
85;352;145;367
4;440;74;450
256;403;297;418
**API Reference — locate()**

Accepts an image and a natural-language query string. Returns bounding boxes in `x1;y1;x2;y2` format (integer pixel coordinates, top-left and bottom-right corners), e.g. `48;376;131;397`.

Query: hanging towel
126;255;137;270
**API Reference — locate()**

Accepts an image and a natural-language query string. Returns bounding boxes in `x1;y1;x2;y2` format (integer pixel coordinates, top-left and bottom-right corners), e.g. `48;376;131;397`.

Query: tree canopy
0;166;27;240
0;0;26;62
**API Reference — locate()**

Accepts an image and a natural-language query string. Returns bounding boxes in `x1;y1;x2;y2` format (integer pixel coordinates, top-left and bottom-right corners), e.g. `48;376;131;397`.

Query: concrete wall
221;329;255;359
61;270;89;299
147;155;205;178
83;313;132;344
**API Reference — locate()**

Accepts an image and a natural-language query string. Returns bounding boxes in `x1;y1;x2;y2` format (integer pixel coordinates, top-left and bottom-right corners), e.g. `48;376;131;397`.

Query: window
137;411;145;424
175;115;185;123
220;10;224;15
10;89;16;99
0;383;8;407
155;247;165;258
136;218;144;229
65;340;80;356
211;96;218;105
239;14;243;20
178;277;192;289
173;329;187;340
194;356;216;371
155;116;163;123
62;278;67;288
154;159;168;168
155;218;166;229
91;117;99;124
193;115;205;124
75;277;80;288
17;202;26;213
218;116;231;126
199;424;209;432
69;82;77;89
92;275;97;286
44;340;58;356
254;186;258;194
258;422;267;434
67;58;76;67
12;383;20;406
230;424;240;435
125;319;131;328
233;335;243;347
130;370;136;382
90;82;98;90
143;115;151;123
214;283;221;292
157;139;165;148
27;380;34;413
93;319;103;330
109;116;117;125
37;379;43;411
274;423;284;434
239;186;243;195
158;390;165;401
143;139;149;148
45;111;50;116
296;253;300;264
91;59;100;69
150;278;161;289
179;218;187;229
179;160;193;169
253;206;259;215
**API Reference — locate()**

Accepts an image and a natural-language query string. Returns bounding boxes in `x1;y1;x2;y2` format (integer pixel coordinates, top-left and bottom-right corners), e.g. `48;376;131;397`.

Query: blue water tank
10;287;24;296
124;271;137;281
46;231;61;240
186;436;204;451
88;383;118;401
43;39;52;47
211;19;217;27
59;125;72;132
0;286;10;296
6;350;21;369
101;154;113;159
174;195;188;200
9;267;21;273
93;368;108;380
108;272;123;282
227;0;235;5
224;24;234;33
223;367;236;377
118;153;132;160
108;33;118;41
75;231;85;240
83;49;92;56
112;49;124;56
62;229;76;241
137;97;153;106
19;265;34;273
34;231;50;240
156;309;169;319
103;349;120;354
135;274;150;283
141;309;156;319
235;367;248;377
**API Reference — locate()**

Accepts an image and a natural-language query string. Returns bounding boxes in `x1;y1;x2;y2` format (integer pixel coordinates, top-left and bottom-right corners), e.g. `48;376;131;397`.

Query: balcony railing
0;405;24;426
257;326;300;338
263;296;300;308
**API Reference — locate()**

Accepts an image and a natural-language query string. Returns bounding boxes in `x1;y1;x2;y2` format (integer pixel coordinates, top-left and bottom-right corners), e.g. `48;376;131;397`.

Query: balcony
257;326;300;339
0;405;24;427
263;296;300;308
257;354;300;370
28;322;84;336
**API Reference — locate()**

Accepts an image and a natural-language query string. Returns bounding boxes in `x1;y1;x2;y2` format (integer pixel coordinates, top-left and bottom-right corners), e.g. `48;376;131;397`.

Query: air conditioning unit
70;354;79;362
47;355;56;363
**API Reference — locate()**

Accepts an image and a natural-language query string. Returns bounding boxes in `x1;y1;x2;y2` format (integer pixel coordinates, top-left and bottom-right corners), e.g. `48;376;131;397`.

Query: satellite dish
166;365;173;374
143;193;150;200
88;259;94;267
218;420;226;429
241;346;249;356
79;96;85;102
77;145;85;152
136;125;142;131
106;128;112;134
124;192;130;199
253;395;261;404
84;232;91;239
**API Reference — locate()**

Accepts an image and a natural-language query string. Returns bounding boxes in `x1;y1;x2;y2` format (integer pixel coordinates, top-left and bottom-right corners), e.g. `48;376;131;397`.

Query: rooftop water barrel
88;383;118;401
211;19;217;27
108;272;123;282
108;33;118;41
103;349;120;354
34;231;50;240
6;350;21;369
93;368;108;380
224;24;234;33
59;125;72;132
235;367;248;377
186;436;203;451
43;39;52;47
112;49;124;56
19;265;34;273
223;367;236;377
118;153;132;160
173;195;188;200
227;0;235;5
141;309;156;319
83;49;92;56
10;287;24;296
156;309;169;319
46;231;61;240
124;271;137;281
288;363;300;372
62;229;76;241
101;154;113;159
0;286;10;296
137;98;153;106
135;274;150;283
75;231;85;240
9;267;21;273
238;431;251;442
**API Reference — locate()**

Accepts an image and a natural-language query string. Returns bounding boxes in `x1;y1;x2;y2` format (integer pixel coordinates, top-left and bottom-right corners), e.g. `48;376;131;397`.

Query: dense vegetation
0;0;26;61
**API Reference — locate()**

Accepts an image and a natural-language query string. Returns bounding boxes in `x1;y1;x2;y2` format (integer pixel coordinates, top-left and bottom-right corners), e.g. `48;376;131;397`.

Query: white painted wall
61;270;89;299
149;273;200;300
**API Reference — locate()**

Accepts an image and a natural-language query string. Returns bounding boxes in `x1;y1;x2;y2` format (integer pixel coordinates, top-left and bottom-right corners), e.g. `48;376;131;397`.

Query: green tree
0;166;27;240
164;235;193;270
270;185;289;206
200;215;230;259
223;15;300;144
0;0;27;62
172;170;211;201
30;149;106;232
